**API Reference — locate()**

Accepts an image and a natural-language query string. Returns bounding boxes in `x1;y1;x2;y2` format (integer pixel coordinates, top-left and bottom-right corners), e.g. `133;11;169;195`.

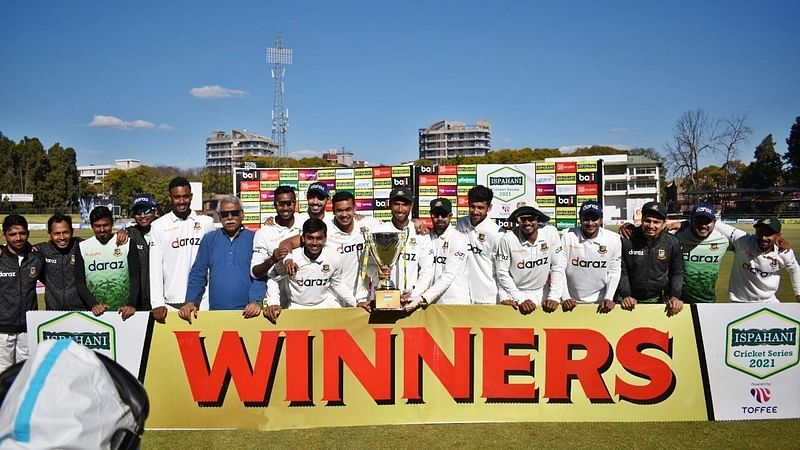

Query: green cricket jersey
78;237;132;309
676;227;729;303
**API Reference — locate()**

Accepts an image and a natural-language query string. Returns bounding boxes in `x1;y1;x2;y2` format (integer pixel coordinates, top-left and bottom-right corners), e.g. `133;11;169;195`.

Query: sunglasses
275;200;296;207
133;208;154;216
219;210;242;218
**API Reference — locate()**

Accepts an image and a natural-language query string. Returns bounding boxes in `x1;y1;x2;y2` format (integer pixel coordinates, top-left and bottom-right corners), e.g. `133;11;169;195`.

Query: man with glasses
404;198;469;310
126;194;157;311
179;196;266;322
149;177;215;322
560;200;621;312
495;203;566;314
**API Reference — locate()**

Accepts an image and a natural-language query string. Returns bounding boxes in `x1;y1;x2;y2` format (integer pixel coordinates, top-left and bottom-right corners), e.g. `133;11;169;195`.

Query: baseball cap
130;193;156;212
307;182;330;199
641;201;667;220
390;186;414;203
579;200;603;218
509;201;550;223
691;202;716;220
429;198;452;216
754;217;782;234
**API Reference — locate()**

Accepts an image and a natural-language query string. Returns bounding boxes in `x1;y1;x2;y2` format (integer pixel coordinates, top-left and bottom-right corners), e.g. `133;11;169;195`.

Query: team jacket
715;221;800;303
267;246;356;308
495;225;566;304
35;237;83;310
420;225;470;304
617;229;684;303
149;211;215;308
456;216;508;304
0;244;44;333
127;226;152;310
561;227;622;303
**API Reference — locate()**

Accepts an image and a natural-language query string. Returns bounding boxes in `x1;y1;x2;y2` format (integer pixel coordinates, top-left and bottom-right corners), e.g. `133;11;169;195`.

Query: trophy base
373;289;402;310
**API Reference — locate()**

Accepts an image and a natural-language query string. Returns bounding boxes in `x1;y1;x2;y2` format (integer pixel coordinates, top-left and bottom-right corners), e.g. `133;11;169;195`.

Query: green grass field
8;223;800;448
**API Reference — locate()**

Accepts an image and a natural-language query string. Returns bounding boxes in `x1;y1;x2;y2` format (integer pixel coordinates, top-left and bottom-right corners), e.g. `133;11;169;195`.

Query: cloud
88;115;173;131
189;85;249;99
290;150;322;159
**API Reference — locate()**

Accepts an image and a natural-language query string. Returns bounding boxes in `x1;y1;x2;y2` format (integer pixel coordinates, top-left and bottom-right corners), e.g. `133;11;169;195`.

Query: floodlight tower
267;33;292;157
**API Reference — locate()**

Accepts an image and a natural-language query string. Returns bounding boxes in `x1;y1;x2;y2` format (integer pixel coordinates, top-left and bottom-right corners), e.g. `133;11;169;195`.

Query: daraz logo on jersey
296;278;330;287
517;257;549;269
337;243;364;254
88;260;126;271
172;237;203;248
570;258;607;268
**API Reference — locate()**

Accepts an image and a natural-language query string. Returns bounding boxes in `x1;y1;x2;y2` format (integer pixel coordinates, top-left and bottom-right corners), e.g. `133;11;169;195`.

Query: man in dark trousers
617;201;684;315
127;193;157;311
0;215;44;373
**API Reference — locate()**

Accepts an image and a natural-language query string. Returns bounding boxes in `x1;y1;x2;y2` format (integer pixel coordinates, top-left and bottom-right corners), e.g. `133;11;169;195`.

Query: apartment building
418;120;491;162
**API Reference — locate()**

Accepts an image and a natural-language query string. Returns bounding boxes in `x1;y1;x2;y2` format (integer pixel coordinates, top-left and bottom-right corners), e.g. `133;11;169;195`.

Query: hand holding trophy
362;230;407;310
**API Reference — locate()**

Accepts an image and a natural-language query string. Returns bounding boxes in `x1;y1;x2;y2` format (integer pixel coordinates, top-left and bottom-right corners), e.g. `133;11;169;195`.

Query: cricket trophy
362;230;407;310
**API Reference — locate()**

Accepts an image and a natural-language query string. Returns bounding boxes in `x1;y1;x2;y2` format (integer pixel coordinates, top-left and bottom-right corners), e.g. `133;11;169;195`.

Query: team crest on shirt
478;233;486;242
766;256;778;268
598;245;607;255
321;264;330;273
28;267;38;278
710;243;719;251
657;249;667;260
540;242;548;252
69;254;75;266
113;248;122;257
194;222;201;230
442;241;449;250
410;238;416;246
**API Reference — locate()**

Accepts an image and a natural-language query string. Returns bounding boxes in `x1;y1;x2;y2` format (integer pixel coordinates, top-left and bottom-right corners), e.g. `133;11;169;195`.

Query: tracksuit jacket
34;238;84;310
0;244;44;333
617;229;684;303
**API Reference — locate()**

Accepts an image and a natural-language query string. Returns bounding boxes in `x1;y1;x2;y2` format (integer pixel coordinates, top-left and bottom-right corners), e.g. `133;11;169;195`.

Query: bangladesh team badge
478;233;486;242
540;243;548;252
710;243;719;251
657;249;667;260
194;222;201;230
321;264;330;273
598;245;607;255
113;248;122;257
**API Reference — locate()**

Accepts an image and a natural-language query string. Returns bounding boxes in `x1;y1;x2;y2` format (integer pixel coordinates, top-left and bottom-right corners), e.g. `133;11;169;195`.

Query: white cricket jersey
715;222;800;303
267;247;355;308
420;225;470;304
365;221;434;297
561;227;622;303
325;216;380;302
149;211;215;309
495;225;566;305
456;216;508;304
250;216;302;277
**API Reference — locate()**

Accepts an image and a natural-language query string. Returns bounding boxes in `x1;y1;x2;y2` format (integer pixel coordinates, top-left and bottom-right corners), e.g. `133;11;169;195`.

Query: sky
1;0;798;172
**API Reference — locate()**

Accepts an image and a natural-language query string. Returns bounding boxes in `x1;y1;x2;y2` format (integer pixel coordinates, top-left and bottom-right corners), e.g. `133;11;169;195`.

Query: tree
739;135;784;189
718;115;752;188
203;170;232;196
42;143;79;208
783;116;800;186
664;109;720;191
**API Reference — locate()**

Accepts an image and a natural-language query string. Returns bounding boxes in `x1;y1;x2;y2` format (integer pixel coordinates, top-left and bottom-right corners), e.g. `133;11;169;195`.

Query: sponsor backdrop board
234;167;413;230
142;305;705;429
533;160;603;230
414;164;536;228
696;304;800;420
26;311;151;380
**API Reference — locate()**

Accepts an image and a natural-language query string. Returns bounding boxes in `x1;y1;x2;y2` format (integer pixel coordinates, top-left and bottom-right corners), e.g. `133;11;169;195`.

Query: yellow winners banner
144;305;706;429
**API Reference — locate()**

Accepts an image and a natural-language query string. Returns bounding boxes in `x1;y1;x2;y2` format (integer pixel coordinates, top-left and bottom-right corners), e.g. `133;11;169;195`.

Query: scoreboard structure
233;160;602;231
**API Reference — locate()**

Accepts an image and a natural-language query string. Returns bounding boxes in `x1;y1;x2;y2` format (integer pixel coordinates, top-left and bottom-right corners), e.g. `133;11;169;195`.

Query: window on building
606;181;627;191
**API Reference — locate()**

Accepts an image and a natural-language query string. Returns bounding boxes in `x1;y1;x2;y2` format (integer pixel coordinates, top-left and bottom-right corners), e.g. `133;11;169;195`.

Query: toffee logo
750;387;771;403
725;308;799;379
37;311;117;360
486;167;526;202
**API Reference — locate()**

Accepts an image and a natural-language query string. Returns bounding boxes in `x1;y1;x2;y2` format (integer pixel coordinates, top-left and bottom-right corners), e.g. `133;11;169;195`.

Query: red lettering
402;327;473;402
322;328;394;403
175;330;281;405
481;328;537;402
284;330;312;404
544;329;612;403
614;327;675;404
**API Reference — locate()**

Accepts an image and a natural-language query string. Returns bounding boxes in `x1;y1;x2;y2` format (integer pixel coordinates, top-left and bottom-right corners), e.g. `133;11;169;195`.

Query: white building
544;154;662;222
206;130;278;173
419;120;491;162
78;159;141;185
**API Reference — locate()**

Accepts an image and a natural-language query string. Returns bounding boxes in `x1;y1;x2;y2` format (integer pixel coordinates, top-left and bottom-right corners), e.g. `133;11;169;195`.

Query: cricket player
560;200;621;312
617;201;684;315
405;198;469;310
75;206;140;320
496;203;566;314
264;218;357;322
365;187;434;311
251;185;303;280
456;185;508;304
714;217;800;303
149;177;215;322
